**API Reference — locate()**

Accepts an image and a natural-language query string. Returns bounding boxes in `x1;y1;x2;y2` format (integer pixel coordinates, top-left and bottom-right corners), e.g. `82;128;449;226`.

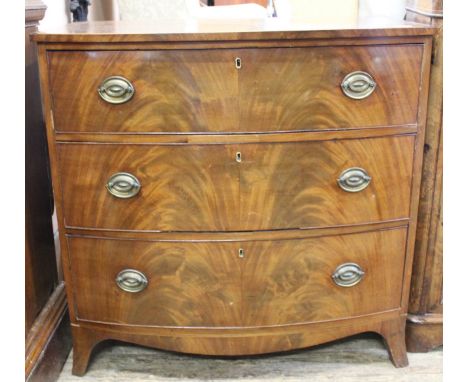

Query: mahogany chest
32;19;434;375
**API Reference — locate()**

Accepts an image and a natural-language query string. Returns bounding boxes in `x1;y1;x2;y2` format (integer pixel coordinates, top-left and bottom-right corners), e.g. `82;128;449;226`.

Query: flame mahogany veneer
32;19;434;376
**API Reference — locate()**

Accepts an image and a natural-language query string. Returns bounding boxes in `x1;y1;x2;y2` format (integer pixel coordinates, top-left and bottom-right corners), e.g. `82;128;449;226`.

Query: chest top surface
31;17;434;43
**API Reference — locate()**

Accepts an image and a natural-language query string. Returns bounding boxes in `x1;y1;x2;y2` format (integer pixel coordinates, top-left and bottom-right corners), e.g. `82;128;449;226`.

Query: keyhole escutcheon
235;57;242;69
236;152;242;163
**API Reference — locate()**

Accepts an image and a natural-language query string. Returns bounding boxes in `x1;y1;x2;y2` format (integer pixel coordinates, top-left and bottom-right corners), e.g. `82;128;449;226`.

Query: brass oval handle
106;172;141;199
337;167;371;193
116;269;148;293
341;71;376;99
98;76;135;104
332;263;365;287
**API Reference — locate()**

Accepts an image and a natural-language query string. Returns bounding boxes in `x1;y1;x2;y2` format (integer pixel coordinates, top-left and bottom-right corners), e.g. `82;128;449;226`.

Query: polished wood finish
241;228;406;326
70;311;409;376
26;1;72;380
69;238;243;326
48;45;422;133
405;0;443;353
28;311;71;382
238;137;414;230
68;228;405;327
32;18;434;43
48;49;237;133
406;314;442;352
57;136;413;231
238;46;421;132
26;0;57;335
58;143;239;231
54;125;417;144
66;220;408;242
26;283;71;380
34;19;434;376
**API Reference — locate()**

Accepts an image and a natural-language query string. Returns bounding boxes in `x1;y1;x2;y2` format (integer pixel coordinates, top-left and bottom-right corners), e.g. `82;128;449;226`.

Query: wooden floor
57;334;442;381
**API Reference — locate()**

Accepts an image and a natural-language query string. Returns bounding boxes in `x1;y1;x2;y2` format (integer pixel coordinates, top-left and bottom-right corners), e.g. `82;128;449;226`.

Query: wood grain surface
241;228;407;326
57;143;240;231
25;0;57;334
54;125;417;144
33;20;434;376
237;45;421;132
68;227;406;327
31;18;435;44
405;0;443;353
57;136;414;231
48;45;422;133
68;312;409;375
238;136;414;230
64;220;408;242
69;239;242;327
26;2;72;380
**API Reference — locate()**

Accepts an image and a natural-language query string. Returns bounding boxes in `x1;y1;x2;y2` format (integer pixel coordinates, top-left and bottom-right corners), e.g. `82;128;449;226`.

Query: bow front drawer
68;228;406;327
48;44;422;133
57;135;413;231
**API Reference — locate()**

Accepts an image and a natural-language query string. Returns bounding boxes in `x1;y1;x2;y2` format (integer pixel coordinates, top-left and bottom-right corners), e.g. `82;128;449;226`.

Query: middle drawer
57;135;414;232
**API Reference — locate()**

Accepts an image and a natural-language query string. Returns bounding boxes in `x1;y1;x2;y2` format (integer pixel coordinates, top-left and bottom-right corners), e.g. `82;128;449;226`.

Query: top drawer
48;45;423;133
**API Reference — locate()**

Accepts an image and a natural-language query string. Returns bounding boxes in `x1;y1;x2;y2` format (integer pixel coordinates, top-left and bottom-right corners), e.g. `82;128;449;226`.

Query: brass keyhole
236;152;242;163
238;248;245;258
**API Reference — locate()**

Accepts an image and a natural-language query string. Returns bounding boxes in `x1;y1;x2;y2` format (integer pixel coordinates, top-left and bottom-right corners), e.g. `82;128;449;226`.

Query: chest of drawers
33;19;434;376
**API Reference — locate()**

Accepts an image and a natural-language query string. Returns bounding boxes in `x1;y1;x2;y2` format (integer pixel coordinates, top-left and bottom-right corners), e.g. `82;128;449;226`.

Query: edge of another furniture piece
26;1;72;380
405;0;443;353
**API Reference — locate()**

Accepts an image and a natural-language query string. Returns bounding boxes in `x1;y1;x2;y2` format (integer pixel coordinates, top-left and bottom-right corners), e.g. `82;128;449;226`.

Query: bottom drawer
68;228;407;327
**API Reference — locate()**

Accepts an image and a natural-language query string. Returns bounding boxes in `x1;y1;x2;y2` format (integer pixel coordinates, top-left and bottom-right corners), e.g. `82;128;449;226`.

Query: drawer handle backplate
337;167;371;193
341;71;376;99
332;263;365;287
106;172;141;199
98;76;135;104
116;269;148;293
